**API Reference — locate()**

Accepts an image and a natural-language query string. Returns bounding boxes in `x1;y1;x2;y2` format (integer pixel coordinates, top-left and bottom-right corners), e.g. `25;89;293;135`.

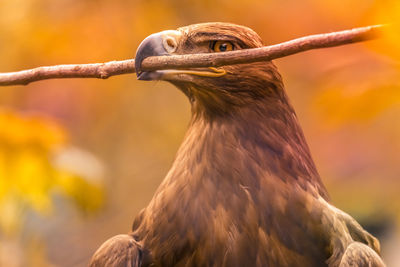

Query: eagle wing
339;242;385;267
89;234;143;267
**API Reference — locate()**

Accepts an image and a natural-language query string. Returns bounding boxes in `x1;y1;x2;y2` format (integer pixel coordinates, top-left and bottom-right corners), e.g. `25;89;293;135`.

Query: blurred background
0;0;399;266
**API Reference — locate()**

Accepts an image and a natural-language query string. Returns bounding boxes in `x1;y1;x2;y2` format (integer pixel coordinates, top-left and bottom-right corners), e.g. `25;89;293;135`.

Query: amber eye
211;41;234;52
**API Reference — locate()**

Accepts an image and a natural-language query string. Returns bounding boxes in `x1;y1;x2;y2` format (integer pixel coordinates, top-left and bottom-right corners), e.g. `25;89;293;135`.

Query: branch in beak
135;30;182;80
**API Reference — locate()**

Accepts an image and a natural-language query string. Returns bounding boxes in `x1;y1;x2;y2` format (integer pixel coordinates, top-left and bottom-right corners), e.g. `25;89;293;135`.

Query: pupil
219;43;227;51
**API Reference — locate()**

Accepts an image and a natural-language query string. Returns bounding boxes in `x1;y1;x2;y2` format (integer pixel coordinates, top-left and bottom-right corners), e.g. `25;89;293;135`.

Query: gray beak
135;30;181;80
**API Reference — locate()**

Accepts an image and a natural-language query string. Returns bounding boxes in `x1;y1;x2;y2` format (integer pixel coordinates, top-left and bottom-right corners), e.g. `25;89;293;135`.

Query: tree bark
0;25;384;86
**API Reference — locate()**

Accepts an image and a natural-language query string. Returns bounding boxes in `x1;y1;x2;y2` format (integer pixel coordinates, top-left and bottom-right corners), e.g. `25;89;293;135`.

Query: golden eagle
89;22;385;267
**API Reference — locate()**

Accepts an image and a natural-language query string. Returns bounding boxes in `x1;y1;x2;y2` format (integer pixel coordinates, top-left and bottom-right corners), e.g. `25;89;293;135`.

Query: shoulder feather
89;234;143;267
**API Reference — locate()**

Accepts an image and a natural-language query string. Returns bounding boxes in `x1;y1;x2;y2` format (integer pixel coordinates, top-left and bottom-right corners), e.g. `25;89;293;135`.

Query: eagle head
135;22;284;116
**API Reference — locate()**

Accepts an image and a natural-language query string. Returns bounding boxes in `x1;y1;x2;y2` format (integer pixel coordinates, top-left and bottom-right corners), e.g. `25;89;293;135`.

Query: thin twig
142;24;384;70
0;25;384;86
0;60;135;86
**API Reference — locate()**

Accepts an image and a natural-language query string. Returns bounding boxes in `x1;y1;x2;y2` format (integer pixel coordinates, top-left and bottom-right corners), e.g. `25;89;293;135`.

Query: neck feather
169;92;329;200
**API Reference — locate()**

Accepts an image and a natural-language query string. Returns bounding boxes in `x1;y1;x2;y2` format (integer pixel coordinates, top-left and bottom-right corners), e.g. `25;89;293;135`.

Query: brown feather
89;234;142;267
339;243;385;267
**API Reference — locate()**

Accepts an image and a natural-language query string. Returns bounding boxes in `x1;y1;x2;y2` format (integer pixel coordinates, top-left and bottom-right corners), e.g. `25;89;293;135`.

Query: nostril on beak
163;36;178;53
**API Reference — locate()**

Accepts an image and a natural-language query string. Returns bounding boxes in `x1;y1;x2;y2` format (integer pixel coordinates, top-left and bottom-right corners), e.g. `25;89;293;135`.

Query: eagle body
90;23;385;267
132;105;329;266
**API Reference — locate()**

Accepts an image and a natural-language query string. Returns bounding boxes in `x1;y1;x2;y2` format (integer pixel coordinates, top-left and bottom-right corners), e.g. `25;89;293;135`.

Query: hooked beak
135;30;181;80
135;30;226;81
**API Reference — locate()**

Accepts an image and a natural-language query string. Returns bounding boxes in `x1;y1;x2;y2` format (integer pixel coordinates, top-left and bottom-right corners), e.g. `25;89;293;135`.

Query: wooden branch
141;24;384;71
0;60;135;86
0;25;384;86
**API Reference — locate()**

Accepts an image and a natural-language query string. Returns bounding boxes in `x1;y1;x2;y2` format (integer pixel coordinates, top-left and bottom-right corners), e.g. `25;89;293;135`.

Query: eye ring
211;41;234;52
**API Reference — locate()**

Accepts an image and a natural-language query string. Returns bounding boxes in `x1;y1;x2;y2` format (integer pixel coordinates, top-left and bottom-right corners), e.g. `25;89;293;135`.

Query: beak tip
137;71;162;81
134;62;142;78
134;53;146;77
